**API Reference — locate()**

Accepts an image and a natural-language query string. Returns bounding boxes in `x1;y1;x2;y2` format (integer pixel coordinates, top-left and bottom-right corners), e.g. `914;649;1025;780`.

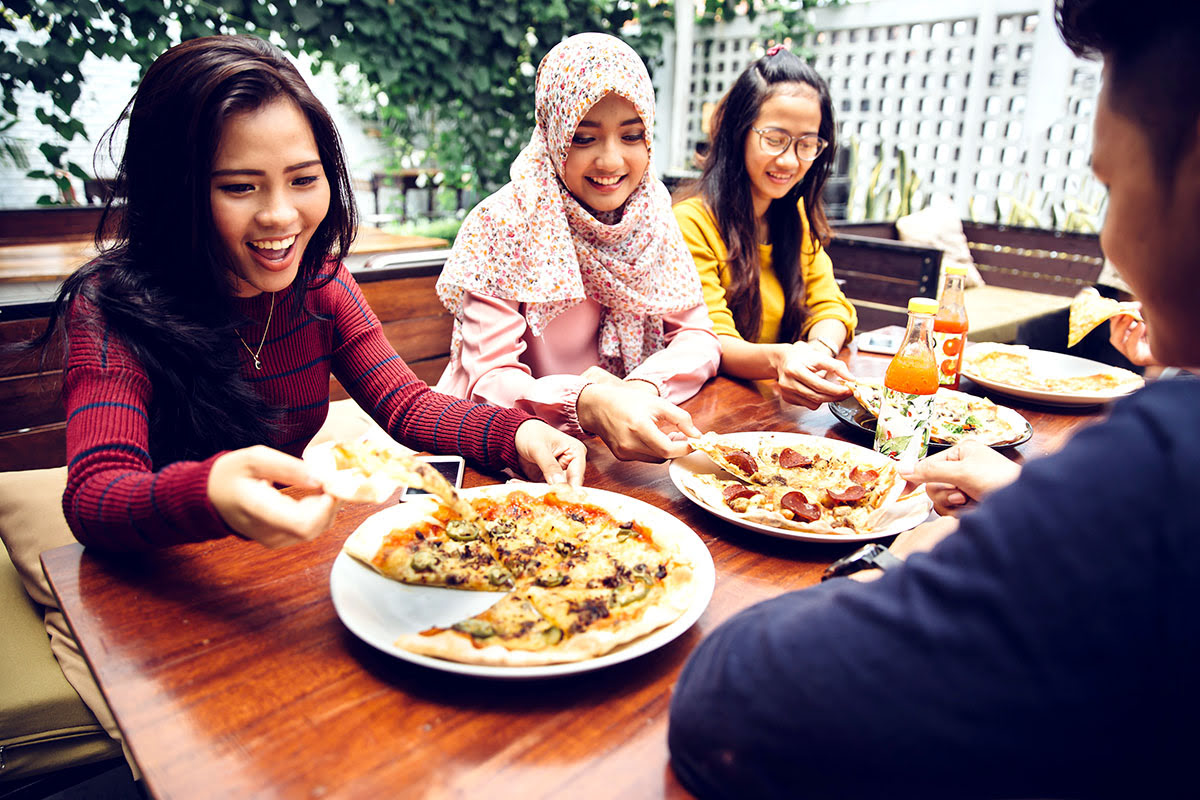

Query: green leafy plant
1;0;672;203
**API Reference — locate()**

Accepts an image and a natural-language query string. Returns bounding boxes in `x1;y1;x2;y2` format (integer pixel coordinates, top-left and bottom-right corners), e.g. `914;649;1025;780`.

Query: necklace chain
235;293;275;370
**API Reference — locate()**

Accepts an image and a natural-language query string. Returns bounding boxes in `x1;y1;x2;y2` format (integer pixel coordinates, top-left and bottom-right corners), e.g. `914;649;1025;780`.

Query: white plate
329;484;715;679
829;388;1033;449
669;431;933;543
961;343;1144;406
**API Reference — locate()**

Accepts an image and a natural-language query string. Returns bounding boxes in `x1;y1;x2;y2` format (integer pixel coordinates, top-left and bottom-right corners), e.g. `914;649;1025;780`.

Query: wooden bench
0;251;453;473
829;220;1106;341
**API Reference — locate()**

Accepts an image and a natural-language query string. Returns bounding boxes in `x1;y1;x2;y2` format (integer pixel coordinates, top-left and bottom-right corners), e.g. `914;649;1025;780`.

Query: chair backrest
826;225;943;331
962;221;1105;297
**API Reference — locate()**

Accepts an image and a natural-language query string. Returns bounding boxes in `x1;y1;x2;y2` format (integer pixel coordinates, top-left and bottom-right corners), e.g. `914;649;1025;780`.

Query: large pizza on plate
678;431;925;537
341;483;698;666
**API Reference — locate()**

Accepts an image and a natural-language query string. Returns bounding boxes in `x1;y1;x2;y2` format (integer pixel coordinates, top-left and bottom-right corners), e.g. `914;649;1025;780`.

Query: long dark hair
681;49;836;343
30;35;357;465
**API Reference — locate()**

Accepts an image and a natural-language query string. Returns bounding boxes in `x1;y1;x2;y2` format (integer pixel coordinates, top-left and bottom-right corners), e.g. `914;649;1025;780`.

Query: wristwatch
821;543;904;581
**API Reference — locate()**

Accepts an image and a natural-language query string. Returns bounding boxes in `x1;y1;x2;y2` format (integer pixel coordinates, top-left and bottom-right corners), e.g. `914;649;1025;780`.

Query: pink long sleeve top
436;292;721;436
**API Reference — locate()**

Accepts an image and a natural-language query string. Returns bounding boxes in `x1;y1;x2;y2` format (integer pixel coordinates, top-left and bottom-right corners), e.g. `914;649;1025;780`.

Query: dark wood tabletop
40;352;1107;799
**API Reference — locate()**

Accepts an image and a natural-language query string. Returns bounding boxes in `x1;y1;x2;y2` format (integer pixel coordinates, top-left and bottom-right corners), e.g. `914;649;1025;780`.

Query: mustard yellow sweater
673;196;856;344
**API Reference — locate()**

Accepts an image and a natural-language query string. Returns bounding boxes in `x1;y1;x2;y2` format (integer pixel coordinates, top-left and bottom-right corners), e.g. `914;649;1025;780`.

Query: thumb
902;457;971;487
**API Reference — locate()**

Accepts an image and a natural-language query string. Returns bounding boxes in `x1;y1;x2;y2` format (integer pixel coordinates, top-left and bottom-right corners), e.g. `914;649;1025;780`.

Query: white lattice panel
671;0;1103;226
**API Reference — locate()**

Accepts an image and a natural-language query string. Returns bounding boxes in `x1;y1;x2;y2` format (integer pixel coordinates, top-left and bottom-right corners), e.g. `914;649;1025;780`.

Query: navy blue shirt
669;376;1200;799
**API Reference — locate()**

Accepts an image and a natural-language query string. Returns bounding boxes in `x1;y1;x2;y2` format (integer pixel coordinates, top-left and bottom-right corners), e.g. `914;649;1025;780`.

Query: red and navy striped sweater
62;262;533;550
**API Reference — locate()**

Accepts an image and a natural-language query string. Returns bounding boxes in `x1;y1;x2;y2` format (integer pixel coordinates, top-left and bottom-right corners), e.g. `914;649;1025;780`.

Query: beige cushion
896;196;986;289
0;540;120;781
0;466;73;610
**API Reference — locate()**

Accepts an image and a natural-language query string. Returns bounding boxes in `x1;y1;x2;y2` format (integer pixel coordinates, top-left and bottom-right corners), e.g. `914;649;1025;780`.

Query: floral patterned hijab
437;32;703;376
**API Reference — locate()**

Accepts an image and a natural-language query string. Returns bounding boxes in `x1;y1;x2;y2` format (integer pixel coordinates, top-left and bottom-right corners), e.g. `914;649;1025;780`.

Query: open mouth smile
247;234;298;264
586;175;626;192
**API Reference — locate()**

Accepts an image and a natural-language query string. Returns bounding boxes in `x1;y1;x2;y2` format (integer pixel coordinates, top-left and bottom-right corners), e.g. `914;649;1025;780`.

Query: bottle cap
944;264;969;276
908;297;938;315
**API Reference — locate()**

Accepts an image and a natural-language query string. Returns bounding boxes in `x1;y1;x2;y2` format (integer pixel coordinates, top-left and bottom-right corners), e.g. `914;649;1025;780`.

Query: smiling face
742;83;823;221
1091;74;1200;367
209;98;331;298
560;93;649;216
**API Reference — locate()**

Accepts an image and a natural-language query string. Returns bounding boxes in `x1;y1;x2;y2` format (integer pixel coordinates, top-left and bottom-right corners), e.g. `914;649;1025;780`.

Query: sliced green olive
411;551;439;572
614;574;654;606
452;619;495;638
555;540;576;556
616;529;636;542
485;565;513;588
541;626;564;645
536;570;566;587
445;519;482;542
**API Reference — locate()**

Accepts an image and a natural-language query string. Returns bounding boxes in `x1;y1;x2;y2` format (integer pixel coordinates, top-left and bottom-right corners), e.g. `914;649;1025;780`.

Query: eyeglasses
752;127;828;161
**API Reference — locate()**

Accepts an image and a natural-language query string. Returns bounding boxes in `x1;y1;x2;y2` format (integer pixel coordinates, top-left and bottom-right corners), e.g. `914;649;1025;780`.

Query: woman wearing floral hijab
437;33;720;462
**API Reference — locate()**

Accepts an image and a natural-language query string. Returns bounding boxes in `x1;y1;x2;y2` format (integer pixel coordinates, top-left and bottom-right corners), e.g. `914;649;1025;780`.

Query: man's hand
900;441;1021;515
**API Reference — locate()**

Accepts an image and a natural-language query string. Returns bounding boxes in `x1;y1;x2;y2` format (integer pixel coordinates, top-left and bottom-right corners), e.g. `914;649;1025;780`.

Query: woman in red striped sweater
34;35;586;551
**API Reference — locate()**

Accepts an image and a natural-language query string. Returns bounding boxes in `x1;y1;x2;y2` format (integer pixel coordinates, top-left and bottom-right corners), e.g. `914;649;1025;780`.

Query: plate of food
329;482;715;678
669;431;933;543
830;379;1033;449
961;342;1144;406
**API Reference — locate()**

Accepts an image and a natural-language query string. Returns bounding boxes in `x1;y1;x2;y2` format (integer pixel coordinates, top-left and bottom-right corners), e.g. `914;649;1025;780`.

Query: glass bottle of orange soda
933;264;970;389
874;297;939;464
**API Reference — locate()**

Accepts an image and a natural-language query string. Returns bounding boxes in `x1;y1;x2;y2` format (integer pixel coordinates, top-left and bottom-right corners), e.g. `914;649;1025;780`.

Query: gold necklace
235;292;275;370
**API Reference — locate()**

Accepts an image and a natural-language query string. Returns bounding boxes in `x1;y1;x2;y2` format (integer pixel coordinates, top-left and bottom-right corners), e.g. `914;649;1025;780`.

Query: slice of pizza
1068;287;1142;347
343;496;512;591
395;590;568;663
306;437;473;516
688;432;767;483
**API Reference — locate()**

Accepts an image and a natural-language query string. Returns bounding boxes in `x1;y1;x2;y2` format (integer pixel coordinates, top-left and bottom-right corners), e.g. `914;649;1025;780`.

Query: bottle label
874;386;934;463
933;331;966;386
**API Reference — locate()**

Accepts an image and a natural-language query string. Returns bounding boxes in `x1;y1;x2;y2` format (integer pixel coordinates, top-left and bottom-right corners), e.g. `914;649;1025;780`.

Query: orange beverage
933;264;970;389
874;297;939;463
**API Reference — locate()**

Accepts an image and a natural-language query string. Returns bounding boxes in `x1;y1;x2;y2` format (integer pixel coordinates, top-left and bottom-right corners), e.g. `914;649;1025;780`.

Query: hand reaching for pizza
576;382;702;462
208;445;342;548
775;341;855;410
514;419;587;486
1109;308;1159;367
899;440;1021;516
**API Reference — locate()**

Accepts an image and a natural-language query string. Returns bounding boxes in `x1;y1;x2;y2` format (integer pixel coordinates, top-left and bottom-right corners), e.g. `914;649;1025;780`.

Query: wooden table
41;354;1106;799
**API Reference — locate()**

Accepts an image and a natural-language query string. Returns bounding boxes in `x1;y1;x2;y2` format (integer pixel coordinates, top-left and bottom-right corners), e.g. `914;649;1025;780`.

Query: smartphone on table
399;455;466;501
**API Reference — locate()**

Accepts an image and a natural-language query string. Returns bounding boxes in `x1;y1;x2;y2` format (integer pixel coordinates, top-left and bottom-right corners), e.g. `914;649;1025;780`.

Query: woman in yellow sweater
674;46;856;409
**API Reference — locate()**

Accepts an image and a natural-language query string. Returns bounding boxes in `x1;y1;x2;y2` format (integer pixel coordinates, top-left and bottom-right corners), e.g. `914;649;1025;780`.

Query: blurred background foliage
0;0;674;203
1;0;830;206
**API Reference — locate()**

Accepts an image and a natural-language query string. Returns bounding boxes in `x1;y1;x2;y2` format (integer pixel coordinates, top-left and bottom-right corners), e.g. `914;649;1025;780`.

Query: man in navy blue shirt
668;2;1200;797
